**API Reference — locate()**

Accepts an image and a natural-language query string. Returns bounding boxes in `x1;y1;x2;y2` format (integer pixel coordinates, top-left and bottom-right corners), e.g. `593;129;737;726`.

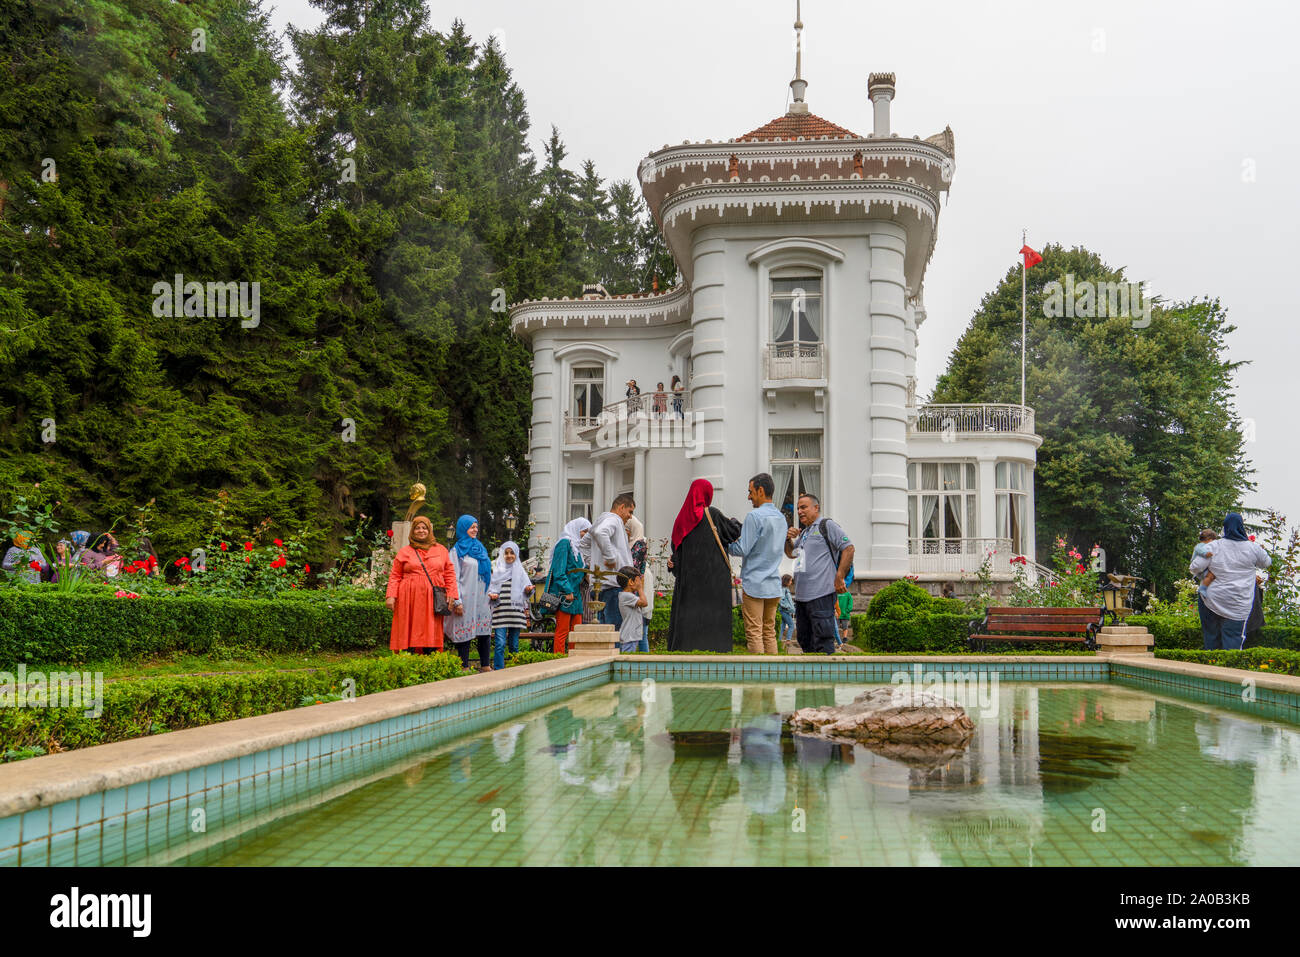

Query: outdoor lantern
504;512;518;535
446;522;456;542
1100;573;1140;622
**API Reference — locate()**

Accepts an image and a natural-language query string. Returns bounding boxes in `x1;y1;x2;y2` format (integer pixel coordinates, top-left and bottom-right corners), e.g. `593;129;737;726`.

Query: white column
1026;464;1037;561
689;235;729;498
530;336;557;553
866;226;910;574
592;459;606;518
634;448;648;530
977;457;997;543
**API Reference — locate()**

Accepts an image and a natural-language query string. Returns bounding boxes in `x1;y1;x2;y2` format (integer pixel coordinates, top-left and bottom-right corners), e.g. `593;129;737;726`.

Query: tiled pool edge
3;653;1298;866
0;656;608;820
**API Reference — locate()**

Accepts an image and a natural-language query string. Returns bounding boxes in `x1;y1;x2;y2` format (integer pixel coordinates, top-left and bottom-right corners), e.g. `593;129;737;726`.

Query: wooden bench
968;606;1104;651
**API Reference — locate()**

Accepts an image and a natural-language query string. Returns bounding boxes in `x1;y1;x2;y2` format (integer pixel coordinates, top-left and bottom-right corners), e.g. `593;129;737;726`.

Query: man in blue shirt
728;473;788;654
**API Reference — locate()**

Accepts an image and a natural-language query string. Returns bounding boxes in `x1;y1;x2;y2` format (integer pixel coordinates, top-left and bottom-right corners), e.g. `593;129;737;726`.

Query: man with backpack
783;493;854;655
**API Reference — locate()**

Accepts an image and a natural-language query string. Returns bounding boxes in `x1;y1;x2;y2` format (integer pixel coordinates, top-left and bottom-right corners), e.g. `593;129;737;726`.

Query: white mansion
510;56;1041;590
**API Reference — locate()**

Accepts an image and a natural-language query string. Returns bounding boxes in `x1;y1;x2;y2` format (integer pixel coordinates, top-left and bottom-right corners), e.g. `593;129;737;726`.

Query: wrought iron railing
910;404;1035;436
908;537;1016;576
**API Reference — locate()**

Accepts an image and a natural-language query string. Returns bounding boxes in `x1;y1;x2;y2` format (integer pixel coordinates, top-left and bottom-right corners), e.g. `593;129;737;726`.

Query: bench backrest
983;607;1104;634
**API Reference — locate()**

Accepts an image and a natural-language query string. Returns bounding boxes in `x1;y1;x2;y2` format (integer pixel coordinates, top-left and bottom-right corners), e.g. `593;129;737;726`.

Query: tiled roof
737;111;858;142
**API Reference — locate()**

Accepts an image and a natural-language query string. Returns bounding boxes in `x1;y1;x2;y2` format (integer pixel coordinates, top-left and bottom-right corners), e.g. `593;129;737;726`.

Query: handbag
414;549;451;615
537;550;566;613
704;509;742;608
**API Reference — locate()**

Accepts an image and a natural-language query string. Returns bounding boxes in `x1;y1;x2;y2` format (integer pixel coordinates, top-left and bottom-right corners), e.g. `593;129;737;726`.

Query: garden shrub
853;613;969;653
866;580;933;620
1155;648;1300;676
0;589;391;666
0;653;465;755
1128;615;1300;651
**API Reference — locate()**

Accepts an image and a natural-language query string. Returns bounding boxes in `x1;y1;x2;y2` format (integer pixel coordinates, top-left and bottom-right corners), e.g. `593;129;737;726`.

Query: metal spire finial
789;0;809;112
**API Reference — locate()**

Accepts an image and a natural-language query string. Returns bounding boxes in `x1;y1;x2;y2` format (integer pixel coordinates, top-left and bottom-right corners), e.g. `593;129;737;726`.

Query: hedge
0;650;563;756
853;613;969;653
0;589;391;666
1127;615;1300;651
1155;648;1300;676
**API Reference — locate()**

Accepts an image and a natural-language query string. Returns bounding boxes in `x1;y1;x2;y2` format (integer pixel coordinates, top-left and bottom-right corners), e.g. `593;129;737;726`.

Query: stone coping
2;653;1296;820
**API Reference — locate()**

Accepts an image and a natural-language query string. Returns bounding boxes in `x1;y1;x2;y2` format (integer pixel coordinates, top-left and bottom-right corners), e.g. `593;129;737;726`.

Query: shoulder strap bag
704;509;742;608
414;548;450;615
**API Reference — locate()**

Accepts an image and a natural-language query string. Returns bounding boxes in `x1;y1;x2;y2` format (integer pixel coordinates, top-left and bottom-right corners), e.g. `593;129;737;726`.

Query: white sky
267;0;1299;529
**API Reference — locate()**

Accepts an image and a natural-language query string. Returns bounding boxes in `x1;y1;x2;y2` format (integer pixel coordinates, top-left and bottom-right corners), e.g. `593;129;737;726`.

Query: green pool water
175;681;1300;866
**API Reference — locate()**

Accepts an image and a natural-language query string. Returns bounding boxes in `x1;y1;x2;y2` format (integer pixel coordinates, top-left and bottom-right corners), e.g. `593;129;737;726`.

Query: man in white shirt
589;493;636;628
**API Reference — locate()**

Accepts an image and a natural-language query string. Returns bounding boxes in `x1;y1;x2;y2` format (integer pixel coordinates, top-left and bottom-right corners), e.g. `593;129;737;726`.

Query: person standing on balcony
784;494;854;655
1190;513;1271;650
590;494;636;630
665;479;742;652
671;375;684;419
625;379;641;415
545;518;589;654
652;382;668;419
727;473;788;654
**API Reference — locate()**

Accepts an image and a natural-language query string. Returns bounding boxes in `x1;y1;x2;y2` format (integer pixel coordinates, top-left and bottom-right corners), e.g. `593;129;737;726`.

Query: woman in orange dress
387;515;461;654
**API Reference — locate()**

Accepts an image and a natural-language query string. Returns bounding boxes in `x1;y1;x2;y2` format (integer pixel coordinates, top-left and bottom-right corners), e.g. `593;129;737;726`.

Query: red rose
1076;563;1086;573
244;541;254;551
304;563;310;574
28;560;41;570
1249;534;1255;541
386;529;394;538
174;557;187;567
274;538;283;547
244;556;250;563
271;555;286;569
219;542;228;551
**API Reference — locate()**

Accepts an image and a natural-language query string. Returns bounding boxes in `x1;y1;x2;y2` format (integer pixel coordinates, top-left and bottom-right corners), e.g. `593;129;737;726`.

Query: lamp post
1100;573;1140;624
504;512;518;537
445;522;456;544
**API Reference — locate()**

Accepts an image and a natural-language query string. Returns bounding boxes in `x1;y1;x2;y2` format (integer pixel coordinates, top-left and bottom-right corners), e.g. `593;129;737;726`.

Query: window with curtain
571;365;604;419
770;277;822;346
568;482;593;522
996;461;1029;554
771;431;823;524
908;460;976;552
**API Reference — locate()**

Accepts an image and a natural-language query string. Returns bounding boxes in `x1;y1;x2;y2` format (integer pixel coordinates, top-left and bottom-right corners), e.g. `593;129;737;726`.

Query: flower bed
0;589;391;666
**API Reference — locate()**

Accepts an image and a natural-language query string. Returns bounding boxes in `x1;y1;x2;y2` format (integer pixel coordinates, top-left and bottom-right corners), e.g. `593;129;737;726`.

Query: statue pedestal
1095;624;1154;658
567;623;619;657
391;521;410;552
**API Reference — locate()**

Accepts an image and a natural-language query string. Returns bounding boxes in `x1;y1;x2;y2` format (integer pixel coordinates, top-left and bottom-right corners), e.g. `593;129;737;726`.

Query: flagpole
1020;227;1027;410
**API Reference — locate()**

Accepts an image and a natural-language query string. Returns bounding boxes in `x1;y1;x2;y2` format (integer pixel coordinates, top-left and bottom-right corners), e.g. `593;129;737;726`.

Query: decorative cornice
639;138;952;185
510;284;692;337
659;179;940;230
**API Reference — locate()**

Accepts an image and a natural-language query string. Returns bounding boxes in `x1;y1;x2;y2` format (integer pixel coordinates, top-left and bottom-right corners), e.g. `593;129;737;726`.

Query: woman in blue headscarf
1190;512;1271;650
448;515;494;671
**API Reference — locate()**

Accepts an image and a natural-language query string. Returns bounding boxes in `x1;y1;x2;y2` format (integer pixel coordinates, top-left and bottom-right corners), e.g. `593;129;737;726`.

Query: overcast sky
267;0;1299;530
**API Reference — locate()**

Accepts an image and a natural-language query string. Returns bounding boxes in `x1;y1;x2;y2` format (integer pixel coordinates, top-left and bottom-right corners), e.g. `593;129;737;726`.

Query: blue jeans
598;586;624;629
637;621;649;653
493;627;521;670
620;639;640;653
779;611;794;643
1200;599;1247;650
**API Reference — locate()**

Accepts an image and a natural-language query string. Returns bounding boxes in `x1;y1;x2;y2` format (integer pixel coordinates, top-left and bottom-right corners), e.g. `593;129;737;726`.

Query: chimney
867;72;896;137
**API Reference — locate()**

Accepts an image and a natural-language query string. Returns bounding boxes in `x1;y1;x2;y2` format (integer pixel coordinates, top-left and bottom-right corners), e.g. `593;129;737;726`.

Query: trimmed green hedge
1127;615;1300;651
853;613;969;653
0;653;459;754
0;589;391;666
1155;648;1300;676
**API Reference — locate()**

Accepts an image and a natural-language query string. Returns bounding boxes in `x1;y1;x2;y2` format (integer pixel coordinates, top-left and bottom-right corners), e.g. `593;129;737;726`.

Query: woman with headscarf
546;518;590;654
448;514;494;671
665;479;742;652
1190;512;1272;650
489;540;533;670
386;515;460;654
2;533;48;584
70;530;91;566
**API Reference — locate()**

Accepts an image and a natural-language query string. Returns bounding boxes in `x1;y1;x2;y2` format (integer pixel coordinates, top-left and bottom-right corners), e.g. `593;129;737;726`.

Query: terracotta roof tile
737;111;858;142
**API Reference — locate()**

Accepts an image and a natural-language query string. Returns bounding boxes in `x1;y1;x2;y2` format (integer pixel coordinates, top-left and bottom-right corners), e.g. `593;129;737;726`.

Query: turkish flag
1020;245;1043;269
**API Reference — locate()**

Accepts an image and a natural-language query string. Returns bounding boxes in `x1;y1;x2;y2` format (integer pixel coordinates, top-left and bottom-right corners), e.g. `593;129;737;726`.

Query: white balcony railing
765;341;825;380
563;394;691;445
908;537;1016;576
910;404;1036;437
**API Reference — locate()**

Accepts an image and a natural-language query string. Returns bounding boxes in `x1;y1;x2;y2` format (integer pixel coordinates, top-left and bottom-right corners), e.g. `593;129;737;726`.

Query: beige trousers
741;591;781;654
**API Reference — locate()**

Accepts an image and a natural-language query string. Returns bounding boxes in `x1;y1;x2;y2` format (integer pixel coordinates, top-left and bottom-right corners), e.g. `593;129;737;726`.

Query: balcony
765;341;825;381
563;395;693;450
909;403;1036;437
909;537;1016;576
